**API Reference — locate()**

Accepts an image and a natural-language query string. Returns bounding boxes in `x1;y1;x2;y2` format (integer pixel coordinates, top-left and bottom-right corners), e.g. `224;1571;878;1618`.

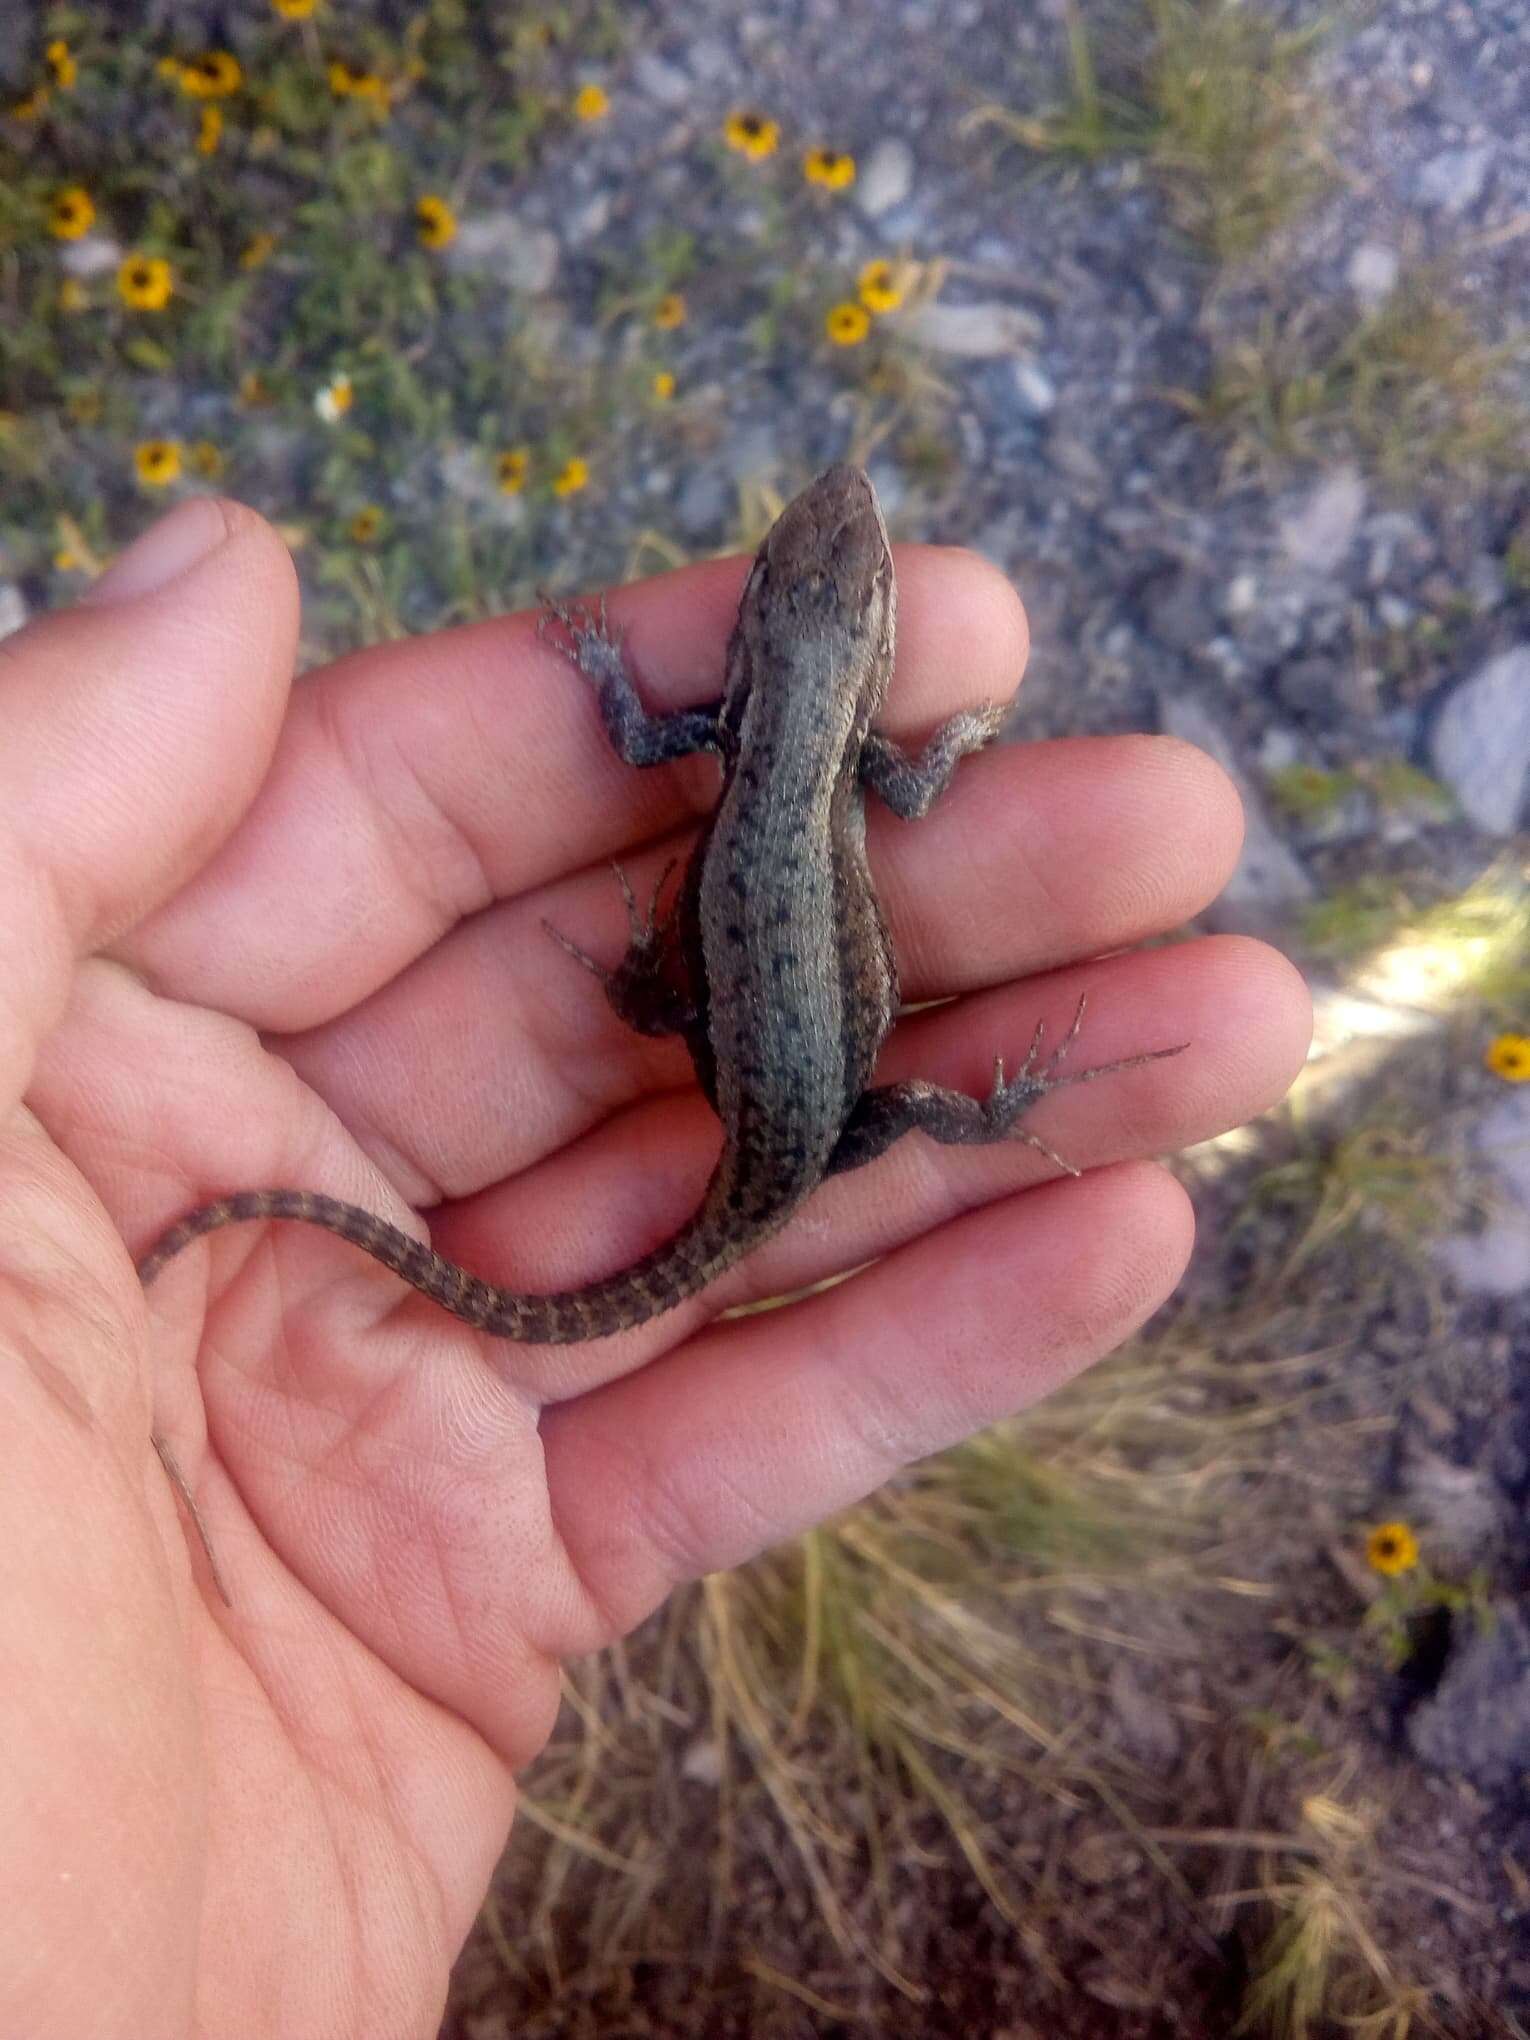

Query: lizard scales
139;465;1177;1341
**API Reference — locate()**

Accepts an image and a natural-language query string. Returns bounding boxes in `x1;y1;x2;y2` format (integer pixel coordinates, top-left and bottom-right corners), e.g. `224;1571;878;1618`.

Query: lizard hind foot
983;993;1189;1171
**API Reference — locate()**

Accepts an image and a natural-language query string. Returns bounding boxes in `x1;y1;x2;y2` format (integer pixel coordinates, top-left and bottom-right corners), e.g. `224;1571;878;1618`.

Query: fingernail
84;498;230;606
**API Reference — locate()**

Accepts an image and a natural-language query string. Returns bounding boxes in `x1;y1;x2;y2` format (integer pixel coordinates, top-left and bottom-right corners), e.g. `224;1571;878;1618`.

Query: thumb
0;497;297;1109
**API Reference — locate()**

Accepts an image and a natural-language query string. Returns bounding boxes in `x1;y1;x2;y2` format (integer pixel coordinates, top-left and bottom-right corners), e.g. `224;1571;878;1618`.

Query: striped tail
136;1184;756;1345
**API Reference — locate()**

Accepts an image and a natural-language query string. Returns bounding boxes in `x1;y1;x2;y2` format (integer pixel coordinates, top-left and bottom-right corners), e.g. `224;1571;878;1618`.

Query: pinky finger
539;1160;1193;1647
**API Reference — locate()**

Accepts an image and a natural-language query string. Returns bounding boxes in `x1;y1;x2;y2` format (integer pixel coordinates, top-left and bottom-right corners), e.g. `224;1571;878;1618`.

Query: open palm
5;498;1308;2036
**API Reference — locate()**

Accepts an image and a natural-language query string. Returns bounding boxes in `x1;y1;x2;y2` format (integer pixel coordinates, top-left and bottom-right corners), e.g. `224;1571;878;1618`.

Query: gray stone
901;301;1041;358
1145;574;1217;653
1476;1086;1530;1208
60;233;122;279
1415;143;1493;214
675;464;732;541
1347;241;1400;308
1408;1603;1530;1795
565;190;611;245
1275;654;1339;718
1107;1660;1182;1772
1279;467;1367;572
631;51;690;107
1009;361;1057;416
1429;647;1530;834
1436;1211;1530;1298
1157;696;1314;924
1438;1084;1530;1295
448;214;559;294
854;137;915;219
0;583;27;639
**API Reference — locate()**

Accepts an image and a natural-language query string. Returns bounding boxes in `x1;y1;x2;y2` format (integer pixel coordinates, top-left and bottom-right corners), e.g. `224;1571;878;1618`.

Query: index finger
120;538;1028;1034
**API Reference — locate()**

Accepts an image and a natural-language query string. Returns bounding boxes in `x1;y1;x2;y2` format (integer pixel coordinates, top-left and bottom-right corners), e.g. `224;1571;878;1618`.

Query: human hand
6;497;1309;2036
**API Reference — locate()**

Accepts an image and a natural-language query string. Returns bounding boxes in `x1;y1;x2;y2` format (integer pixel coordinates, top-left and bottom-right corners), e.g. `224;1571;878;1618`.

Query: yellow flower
45;40;77;89
415;194;457;249
1365;1522;1419;1577
723;109;779;160
348;505;384;543
803;146;856;191
651;370;676;401
347;70;390;107
573;83;609;122
48;187;95;240
271;0;317;15
197;105;223;154
10;86;49;121
54;547;83;572
156;56;184;82
58;278;88;313
135;440;183;488
552;456;588;497
117;254;175;311
825;301;871;347
495;447;529;495
857;259;904;314
314;372;354;422
179;51;243;100
1486;1033;1530;1082
240;231;277;270
189;439;225;478
327;59;355;95
652;292;686;330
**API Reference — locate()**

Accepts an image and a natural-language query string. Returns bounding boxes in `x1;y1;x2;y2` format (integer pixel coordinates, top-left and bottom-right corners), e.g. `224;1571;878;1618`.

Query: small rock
60;233;123;280
1009;361;1057;416
1107;1660;1182;1772
1408;1602;1530;1794
565;190;611;244
1145;573;1217;653
1429;646;1530;834
448;213;559;294
0;583;27;639
631;50;689;106
1415;143;1493;214
1437;1214;1530;1298
854;137;915;219
1274;654;1338;719
1477;1086;1530;1208
1465;554;1505;613
1257;726;1303;771
1279;467;1367;572
680;1736;723;1786
675;464;732;541
1158;696;1314;925
901;301;1042;359
1347;241;1400;308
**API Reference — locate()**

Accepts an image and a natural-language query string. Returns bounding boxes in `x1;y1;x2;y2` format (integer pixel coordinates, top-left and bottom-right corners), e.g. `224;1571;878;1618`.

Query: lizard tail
136;1186;744;1344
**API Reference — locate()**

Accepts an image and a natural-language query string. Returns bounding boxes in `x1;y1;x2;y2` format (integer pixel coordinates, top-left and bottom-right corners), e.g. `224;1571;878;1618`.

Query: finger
539;1161;1196;1645
121;544;1028;1032
415;933;1305;1400
54;929;1298;1409
0;500;297;1109
265;733;1243;1203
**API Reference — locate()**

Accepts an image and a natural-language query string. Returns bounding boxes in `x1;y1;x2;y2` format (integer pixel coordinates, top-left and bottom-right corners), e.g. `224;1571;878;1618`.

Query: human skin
2;496;1310;2037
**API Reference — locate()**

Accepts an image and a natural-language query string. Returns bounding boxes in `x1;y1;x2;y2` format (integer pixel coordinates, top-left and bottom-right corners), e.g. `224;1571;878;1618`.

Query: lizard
139;466;1183;1579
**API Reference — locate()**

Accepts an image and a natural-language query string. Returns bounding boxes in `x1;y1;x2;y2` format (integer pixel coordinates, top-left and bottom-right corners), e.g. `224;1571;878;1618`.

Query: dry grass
963;0;1331;261
1199;278;1530;483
